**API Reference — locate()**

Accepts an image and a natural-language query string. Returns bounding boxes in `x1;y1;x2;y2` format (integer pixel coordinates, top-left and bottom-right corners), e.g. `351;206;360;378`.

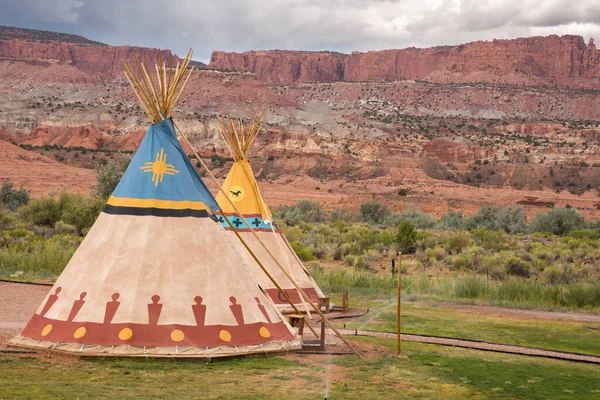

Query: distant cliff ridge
0;39;177;77
209;35;600;86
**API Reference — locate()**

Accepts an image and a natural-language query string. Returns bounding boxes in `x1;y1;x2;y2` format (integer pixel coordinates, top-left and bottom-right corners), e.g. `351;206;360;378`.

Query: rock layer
0;39;176;77
209;35;600;86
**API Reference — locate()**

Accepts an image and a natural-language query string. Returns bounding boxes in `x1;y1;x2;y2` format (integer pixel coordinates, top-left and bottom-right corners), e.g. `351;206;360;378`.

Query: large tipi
10;53;301;357
214;114;325;313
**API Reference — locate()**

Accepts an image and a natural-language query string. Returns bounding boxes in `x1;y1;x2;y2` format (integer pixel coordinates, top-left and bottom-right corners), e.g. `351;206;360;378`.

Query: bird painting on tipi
214;113;325;313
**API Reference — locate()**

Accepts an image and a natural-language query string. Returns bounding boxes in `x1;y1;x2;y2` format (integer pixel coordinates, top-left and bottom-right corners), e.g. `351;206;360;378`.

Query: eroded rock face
0;39;176;77
209;35;600;86
209;50;346;84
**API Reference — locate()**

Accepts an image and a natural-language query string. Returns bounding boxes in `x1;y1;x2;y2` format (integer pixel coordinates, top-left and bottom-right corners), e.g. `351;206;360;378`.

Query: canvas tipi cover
10;119;301;357
215;116;325;313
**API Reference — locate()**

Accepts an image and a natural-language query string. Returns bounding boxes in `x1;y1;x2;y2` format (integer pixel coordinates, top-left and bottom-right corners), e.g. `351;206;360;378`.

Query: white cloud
1;0;600;61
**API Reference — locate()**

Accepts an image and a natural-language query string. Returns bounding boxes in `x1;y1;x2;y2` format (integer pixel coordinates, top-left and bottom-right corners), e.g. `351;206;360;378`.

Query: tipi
10;52;301;357
214;114;325;313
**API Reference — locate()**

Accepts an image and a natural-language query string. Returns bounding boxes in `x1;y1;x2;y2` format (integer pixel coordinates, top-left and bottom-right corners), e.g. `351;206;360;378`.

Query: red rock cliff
0;39;177;77
209;35;600;86
209;50;345;84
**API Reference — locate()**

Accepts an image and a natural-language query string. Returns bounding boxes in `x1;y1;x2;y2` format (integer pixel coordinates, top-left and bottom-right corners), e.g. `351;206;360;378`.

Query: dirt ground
0;281;49;350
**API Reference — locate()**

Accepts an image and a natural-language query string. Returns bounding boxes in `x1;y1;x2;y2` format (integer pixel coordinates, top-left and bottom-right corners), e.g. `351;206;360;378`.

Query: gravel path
339;329;600;364
411;301;600;323
0;281;49;350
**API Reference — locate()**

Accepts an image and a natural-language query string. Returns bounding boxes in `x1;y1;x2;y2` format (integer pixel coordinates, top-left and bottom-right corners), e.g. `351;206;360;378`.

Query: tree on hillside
396;220;417;253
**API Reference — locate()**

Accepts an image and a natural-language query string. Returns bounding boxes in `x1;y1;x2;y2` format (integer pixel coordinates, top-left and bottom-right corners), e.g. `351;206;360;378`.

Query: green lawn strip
343;302;600;356
346;336;600;400
0;356;322;400
2;339;599;400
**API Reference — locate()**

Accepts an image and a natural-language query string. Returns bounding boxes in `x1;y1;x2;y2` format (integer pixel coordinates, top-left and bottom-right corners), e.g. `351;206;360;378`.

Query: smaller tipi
9;52;301;357
215;114;325;313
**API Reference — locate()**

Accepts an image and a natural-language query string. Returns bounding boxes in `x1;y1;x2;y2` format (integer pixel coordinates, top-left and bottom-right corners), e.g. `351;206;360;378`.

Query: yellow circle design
170;329;185;342
41;324;53;337
219;330;232;342
228;185;245;202
73;327;86;339
259;327;271;338
118;328;133;341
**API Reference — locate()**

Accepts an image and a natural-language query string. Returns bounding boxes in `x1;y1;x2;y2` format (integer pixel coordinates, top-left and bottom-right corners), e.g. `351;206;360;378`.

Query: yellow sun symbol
140;148;179;186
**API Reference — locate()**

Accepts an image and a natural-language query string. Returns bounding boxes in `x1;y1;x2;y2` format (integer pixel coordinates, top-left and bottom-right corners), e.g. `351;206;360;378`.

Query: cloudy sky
2;0;599;62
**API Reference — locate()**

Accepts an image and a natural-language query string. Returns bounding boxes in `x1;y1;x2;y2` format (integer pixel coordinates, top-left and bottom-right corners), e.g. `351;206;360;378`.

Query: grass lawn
336;298;600;356
1;337;599;399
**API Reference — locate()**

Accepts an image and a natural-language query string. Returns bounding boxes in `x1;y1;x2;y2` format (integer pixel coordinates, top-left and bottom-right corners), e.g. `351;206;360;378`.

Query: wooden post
320;317;326;351
397;253;401;356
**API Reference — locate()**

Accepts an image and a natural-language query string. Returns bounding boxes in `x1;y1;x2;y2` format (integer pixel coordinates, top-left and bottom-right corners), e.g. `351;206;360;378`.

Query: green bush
439;209;465;230
94;154;131;199
0;181;30;211
359;202;391;225
472;228;507;252
444;231;471;253
277;200;326;224
290;241;316;261
529;207;586;236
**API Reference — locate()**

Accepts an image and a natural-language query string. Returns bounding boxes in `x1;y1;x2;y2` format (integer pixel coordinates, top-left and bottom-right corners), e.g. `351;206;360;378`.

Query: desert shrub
503;255;531;277
395;221;416;252
450;253;471;270
359;202;391;225
424;246;446;262
0;180;30;211
438;209;465;230
544;263;561;283
466;206;527;234
54;221;78;235
329;207;354;222
392;207;437;229
58;192;104;234
94;154;131;199
290;241;316;261
444;231;471;253
277;200;326;224
344;254;355;267
19;197;61;227
354;256;370;270
529;207;586;236
333;243;352;261
472;228;507;252
568;229;600;241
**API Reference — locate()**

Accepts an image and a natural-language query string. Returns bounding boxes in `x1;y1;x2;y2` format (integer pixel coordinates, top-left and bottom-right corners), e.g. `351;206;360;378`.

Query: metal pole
397;253;401;356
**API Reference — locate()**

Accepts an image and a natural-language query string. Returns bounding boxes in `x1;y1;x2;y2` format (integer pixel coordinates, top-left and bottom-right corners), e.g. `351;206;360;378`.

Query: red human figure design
104;293;121;324
67;291;87;322
148;295;162;325
40;286;62;317
229;296;244;325
192;296;207;327
255;297;272;323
